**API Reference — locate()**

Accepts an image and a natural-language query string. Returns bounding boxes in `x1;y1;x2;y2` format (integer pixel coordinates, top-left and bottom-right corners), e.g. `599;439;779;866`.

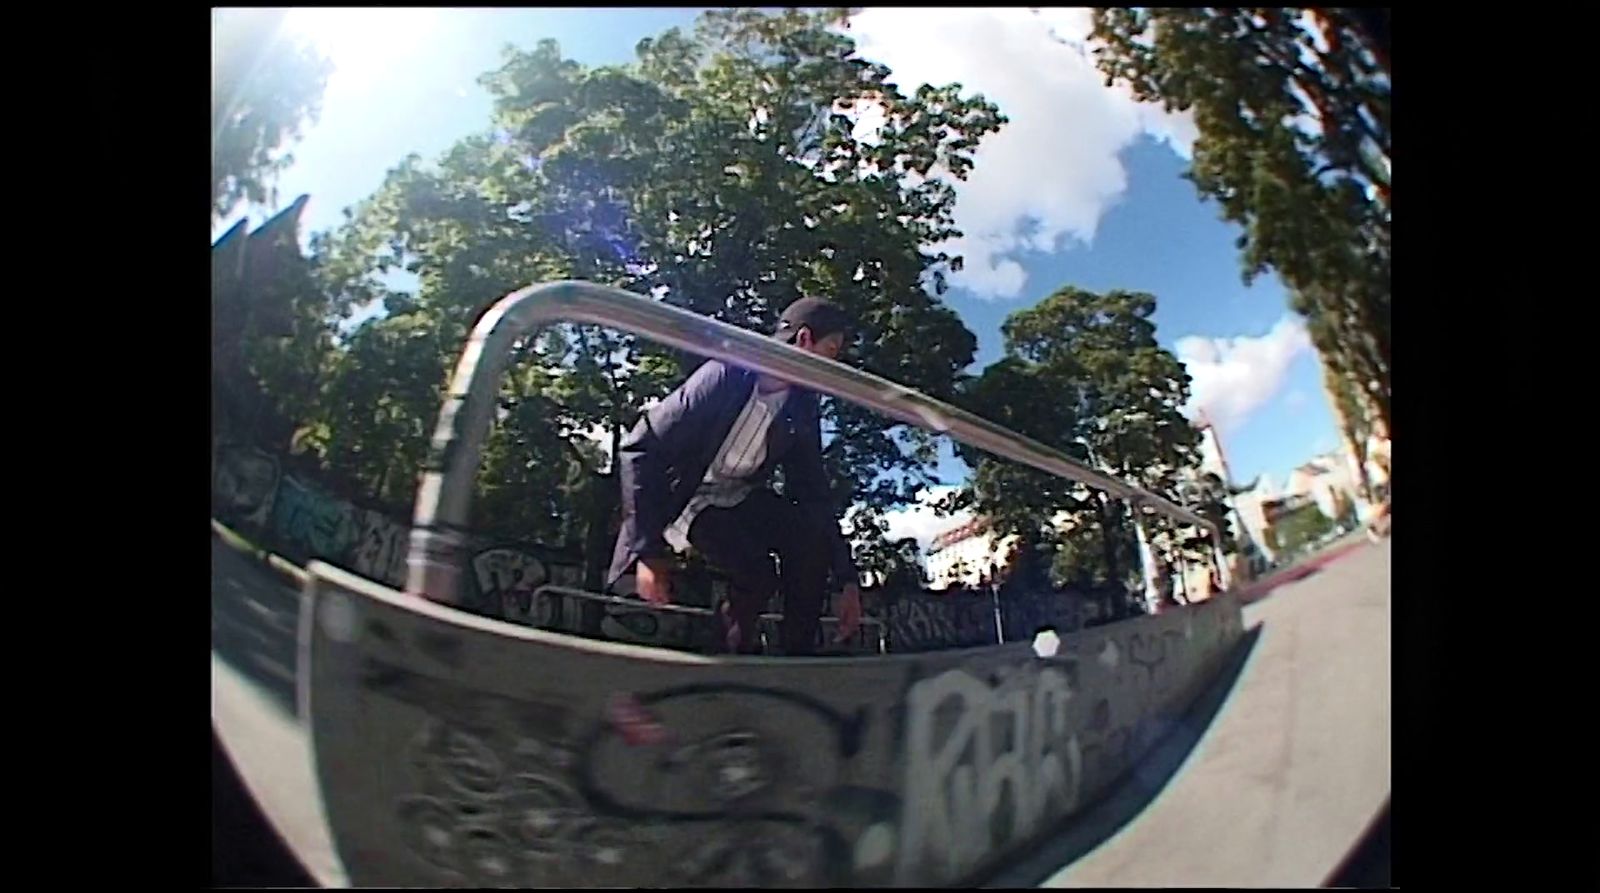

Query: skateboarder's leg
769;500;830;656
688;500;778;654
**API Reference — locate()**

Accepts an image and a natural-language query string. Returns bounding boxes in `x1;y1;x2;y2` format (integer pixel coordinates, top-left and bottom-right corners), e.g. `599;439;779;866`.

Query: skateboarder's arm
617;360;735;560
783;398;859;584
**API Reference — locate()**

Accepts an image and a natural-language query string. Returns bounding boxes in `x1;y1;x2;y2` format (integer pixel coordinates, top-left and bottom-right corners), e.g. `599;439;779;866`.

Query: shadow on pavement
1323;798;1390;887
1239;565;1324;606
979;621;1266;888
211;536;303;714
213;726;317;887
1239;540;1372;608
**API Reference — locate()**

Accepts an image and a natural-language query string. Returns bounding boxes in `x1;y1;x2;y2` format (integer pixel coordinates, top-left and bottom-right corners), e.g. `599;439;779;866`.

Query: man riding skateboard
606;297;862;655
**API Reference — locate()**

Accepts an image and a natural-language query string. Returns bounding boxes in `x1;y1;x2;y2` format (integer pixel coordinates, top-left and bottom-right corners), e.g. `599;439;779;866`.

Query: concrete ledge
212;519;310;586
299;563;1245;887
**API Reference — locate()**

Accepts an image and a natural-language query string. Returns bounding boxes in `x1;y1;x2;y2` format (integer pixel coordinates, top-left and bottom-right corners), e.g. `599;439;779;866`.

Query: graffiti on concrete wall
999;590;1086;644
472;549;555;617
753;614;886;656
213;444;589;605
504;588;880;656
218;443;907;657
498;585;716;651
896;660;1084;883
819;617;886;655
352;508;409;589
886;592;998;652
1127;629;1186;691
214;445;281;529
891;618;1218;883
360;666;902;887
596;599;713;650
315;582;1243;888
525;587;724;653
498;585;569;631
271;475;362;561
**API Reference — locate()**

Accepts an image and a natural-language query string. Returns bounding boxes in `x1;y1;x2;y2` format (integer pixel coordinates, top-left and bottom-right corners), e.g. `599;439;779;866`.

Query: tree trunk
1096;497;1121;585
581;472;618;591
1096;496;1131;620
1343;425;1374;503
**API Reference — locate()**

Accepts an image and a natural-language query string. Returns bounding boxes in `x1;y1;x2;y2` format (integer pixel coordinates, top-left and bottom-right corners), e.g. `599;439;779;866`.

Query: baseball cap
773;296;851;344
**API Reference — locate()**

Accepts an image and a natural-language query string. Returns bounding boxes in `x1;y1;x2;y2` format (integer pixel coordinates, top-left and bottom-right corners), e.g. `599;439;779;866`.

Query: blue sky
937;136;1341;489
216;8;1343;539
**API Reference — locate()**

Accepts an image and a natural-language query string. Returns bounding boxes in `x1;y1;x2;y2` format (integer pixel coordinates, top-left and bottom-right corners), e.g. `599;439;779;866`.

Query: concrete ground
990;537;1390;887
211;536;348;887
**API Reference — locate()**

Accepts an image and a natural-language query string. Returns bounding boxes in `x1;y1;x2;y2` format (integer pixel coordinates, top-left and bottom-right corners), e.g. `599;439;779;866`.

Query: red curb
1237;540;1370;603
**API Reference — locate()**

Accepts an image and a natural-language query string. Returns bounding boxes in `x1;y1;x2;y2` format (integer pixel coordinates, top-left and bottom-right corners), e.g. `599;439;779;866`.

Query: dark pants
688;489;830;656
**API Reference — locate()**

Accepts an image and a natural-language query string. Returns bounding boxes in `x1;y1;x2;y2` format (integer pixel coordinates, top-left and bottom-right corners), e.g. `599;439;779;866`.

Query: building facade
924;518;1013;590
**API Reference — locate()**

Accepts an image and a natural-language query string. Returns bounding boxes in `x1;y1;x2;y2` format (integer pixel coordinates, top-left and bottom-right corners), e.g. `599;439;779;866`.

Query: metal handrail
407;280;1227;604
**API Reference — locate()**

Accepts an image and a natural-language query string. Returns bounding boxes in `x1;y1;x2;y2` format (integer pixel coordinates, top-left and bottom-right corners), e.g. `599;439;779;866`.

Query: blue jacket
607;359;857;589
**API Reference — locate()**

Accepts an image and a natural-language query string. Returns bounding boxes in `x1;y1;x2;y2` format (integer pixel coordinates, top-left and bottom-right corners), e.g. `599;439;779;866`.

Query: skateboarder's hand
637;558;674;605
835;583;862;643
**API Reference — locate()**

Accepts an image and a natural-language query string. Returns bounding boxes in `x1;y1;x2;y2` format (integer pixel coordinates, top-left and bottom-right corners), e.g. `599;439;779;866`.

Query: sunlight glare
282;7;438;95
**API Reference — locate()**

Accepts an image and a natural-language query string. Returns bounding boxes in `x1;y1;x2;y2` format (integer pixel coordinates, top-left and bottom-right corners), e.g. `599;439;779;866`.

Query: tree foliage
1090;8;1390;434
212;9;332;221
1321;353;1383;501
212;197;338;456
942;286;1221;594
850;511;928;592
274;9;1004;571
1172;471;1239;565
216;8;1317;612
1270;501;1336;554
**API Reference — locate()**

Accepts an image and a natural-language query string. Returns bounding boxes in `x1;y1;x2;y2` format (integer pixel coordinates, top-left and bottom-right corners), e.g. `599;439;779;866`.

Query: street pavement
212;537;348;887
992;537;1391;886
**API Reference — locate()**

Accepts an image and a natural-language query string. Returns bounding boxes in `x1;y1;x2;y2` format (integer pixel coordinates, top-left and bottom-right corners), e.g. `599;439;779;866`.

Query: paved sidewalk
994;539;1390;887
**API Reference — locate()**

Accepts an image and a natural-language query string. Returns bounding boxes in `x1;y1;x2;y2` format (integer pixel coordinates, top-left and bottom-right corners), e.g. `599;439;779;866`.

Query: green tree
212;196;339;455
299;119;641;554
1324;357;1378;500
297;311;456;511
1186;472;1238;545
1170;471;1239;572
212;9;332;221
1330;487;1359;531
850;512;927;593
302;8;1004;577
1089;8;1390;432
532;9;1001;533
1272;501;1335;554
944;286;1204;599
211;11;338;463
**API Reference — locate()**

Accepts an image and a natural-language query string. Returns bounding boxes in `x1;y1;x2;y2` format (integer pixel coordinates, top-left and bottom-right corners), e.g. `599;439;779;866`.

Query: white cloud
843;8;1197;300
868;484;972;554
1175;315;1312;434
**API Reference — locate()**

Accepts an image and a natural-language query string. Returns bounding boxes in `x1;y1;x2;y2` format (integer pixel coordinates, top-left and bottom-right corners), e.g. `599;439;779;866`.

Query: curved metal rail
407;280;1229;604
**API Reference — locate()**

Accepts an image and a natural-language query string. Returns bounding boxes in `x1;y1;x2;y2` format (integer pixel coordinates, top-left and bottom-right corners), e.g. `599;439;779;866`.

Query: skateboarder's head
774;296;851;360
